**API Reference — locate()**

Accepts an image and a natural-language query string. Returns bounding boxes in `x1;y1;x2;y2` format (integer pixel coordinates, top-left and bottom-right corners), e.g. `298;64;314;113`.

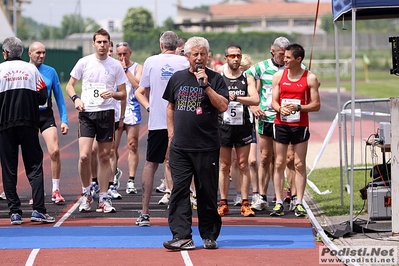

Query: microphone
196;64;204;87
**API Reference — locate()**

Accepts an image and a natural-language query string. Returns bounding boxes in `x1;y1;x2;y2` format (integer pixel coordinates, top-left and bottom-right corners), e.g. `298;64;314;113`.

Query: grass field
318;70;399;98
307;167;371;216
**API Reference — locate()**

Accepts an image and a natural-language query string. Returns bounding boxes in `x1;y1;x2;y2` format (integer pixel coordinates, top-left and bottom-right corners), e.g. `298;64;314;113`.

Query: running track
0;94;342;266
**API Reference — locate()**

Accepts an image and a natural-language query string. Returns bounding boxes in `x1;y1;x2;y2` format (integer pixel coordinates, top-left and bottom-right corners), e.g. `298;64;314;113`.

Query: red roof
210;2;332;18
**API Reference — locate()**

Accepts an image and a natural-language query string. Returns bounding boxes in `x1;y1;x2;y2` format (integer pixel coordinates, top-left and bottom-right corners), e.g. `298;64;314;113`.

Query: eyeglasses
225;54;242;60
116;42;128;48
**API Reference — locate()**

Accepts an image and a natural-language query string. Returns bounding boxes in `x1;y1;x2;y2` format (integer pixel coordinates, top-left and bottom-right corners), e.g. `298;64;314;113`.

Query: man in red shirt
270;43;321;217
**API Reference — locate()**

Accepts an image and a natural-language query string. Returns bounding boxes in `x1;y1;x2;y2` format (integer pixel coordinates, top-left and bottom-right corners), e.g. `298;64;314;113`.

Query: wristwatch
200;82;211;89
297;104;301;111
146;107;150;112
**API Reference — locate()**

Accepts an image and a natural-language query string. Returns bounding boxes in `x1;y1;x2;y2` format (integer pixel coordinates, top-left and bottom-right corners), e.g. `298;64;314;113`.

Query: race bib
281;98;300;123
223;101;244;125
81;83;106;107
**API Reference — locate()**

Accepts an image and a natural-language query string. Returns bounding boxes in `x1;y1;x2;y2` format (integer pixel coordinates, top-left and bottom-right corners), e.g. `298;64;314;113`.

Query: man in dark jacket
0;36;54;225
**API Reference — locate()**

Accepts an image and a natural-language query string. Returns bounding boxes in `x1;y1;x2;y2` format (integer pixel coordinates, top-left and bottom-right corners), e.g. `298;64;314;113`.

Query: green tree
122;7;154;37
60;14;101;38
40;26;62;40
17;18;33;40
161;17;176;31
320;14;334;34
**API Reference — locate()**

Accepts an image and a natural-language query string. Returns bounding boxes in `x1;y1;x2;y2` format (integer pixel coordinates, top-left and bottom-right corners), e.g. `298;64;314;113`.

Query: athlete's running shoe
241;203;255;217
233;194;242;206
0;191;6;200
136;213;150;226
108;185;122;200
293;203;307;217
156;179;166;193
158;193;170;205
79;193;93;212
270;203;284;217
190;195;197;209
126;180;138;194
217;203;230;216
250;194;267;211
96;198;116;213
52;190;65;204
113;168;122;189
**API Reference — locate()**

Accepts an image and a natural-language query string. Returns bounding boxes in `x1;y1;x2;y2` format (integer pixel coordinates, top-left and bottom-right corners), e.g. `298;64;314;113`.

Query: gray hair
2;37;24;58
184;37;209;55
272;37;290;51
160;31;178;51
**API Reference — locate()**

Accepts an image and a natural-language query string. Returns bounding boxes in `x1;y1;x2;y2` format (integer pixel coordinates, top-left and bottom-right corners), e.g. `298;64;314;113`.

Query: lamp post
13;0;17;35
50;3;54;40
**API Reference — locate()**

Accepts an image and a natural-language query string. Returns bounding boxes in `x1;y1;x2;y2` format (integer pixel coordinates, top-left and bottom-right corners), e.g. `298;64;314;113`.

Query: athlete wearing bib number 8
217;45;259;217
66;28;128;214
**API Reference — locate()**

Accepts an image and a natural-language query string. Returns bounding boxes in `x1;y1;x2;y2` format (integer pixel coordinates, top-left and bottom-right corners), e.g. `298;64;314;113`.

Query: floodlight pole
13;0;17;35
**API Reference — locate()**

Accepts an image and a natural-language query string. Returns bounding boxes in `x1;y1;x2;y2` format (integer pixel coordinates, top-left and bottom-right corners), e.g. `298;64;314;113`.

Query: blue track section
0;226;314;249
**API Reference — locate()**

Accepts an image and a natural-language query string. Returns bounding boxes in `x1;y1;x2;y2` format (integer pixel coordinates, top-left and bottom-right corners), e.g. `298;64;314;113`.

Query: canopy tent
331;0;399;233
332;0;399;21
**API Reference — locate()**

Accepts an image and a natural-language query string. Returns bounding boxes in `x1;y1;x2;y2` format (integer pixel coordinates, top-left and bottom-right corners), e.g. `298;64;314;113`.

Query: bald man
28;42;69;204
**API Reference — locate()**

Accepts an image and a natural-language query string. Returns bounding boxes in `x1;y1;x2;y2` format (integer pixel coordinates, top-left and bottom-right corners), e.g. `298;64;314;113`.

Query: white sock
83;186;91;195
296;199;303;205
99;192;108;203
52;179;60;192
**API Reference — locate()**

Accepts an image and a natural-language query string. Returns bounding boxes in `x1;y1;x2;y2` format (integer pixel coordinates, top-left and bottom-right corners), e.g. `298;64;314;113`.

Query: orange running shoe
217;204;230;216
241;204;255;217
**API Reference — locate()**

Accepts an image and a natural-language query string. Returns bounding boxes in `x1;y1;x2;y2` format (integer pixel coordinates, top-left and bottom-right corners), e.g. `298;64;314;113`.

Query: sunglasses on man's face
225;54;242;60
116;42;128;48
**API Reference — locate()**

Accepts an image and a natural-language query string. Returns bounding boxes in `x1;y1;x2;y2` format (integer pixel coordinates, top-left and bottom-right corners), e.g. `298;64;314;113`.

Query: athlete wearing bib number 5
66;28;128;214
271;43;320;218
217;45;259;218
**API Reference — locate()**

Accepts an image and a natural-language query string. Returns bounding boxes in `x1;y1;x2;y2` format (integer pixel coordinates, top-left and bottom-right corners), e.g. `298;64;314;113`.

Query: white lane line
54;197;82;227
25;248;40;266
25;196;82;265
181;250;194;266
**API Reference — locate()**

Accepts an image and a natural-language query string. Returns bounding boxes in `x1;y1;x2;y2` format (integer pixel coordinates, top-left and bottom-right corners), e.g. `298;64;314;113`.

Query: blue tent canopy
332;0;399;21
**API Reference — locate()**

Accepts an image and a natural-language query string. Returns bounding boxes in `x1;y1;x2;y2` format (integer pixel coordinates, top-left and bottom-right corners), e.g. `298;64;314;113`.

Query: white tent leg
349;8;357;232
334;22;344;207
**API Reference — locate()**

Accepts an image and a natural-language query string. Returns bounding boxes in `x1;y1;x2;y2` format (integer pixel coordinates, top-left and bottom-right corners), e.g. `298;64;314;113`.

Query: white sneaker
158;193;170;205
126;181;138;194
108;185;122;200
96;198;116;213
0;191;6;200
251;194;267;211
79;193;93;212
113;168;122;189
156;179;166;193
233;194;242;206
